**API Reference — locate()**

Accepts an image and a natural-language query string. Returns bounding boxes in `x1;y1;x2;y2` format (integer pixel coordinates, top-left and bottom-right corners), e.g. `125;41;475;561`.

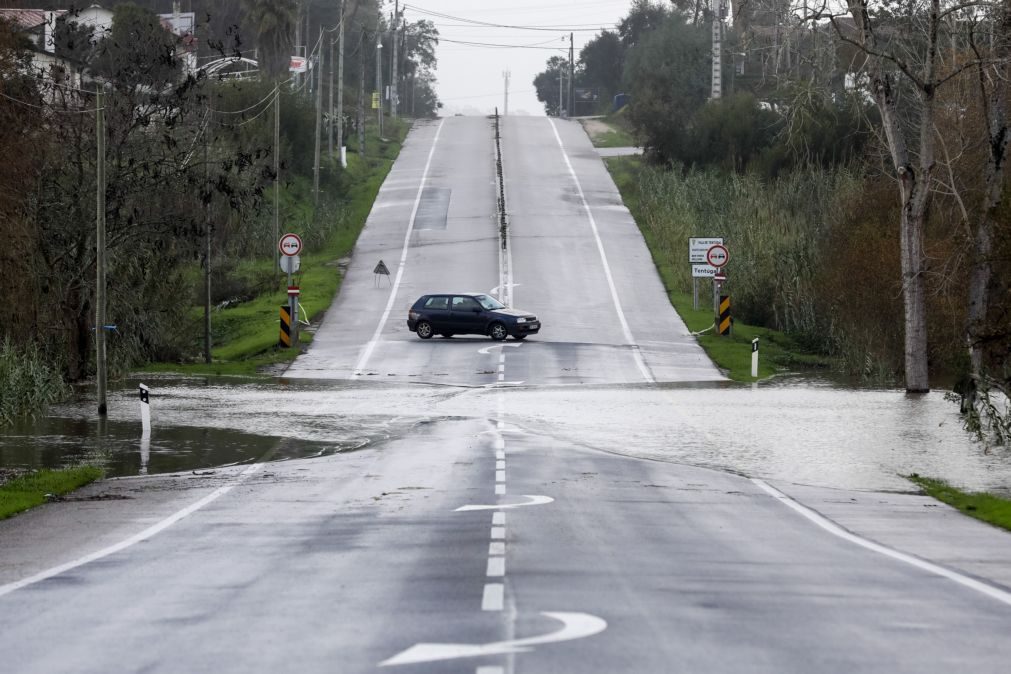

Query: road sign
706;244;730;268
279;254;300;274
374;259;390;275
287;286;300;297
690;237;723;263
279;233;302;257
372;92;380;109
713;270;727;282
692;264;718;278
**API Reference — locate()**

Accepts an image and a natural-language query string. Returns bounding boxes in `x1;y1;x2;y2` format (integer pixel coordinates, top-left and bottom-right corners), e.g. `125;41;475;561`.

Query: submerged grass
0;467;104;520
908;475;1011;533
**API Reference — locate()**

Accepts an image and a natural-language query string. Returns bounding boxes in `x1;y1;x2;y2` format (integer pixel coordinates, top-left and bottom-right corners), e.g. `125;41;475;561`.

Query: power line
438;36;567;50
403;4;610;32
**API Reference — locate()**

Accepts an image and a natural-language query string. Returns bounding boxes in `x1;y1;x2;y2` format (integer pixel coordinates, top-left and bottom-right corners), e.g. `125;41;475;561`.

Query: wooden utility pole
336;1;345;161
391;0;399;118
376;30;383;136
568;31;574;118
314;27;324;203
358;28;366;156
95;87;107;416
273;87;280;271
328;35;334;158
204;113;212;364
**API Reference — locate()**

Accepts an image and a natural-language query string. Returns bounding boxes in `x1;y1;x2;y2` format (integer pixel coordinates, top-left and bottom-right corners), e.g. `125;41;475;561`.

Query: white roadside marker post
139;383;151;474
139;384;151;434
751;338;759;378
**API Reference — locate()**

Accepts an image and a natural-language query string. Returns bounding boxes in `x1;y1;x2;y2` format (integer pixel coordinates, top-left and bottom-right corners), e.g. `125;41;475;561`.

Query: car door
450;296;485;335
421;295;451;332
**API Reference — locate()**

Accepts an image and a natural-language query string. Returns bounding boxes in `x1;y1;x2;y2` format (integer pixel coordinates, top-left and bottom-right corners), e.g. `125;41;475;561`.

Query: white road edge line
547;118;653;384
0;463;265;599
752;478;1011;607
352;119;447;378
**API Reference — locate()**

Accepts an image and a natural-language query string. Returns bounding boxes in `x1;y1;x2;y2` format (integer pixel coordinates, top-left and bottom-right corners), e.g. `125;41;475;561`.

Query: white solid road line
547;118;654;384
0;463;264;599
352;118;446;378
753;479;1011;607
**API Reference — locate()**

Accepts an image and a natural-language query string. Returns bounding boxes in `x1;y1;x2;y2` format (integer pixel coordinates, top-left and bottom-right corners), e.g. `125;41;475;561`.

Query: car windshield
474;295;505;310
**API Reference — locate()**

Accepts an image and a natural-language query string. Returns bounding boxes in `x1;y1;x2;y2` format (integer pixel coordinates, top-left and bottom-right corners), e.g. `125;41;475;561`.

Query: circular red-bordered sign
278;233;303;257
706;244;729;268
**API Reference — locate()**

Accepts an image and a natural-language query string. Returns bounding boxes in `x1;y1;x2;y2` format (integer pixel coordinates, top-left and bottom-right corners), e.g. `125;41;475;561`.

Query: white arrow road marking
455;495;554;512
478;343;523;355
379;612;607;667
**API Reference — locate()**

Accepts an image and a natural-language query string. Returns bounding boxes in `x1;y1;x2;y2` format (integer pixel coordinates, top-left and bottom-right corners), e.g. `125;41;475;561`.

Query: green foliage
908;476;1011;534
0;467;103;520
623;14;711;161
681;94;781;173
240;0;298;81
607;156;869;369
0;340;68;425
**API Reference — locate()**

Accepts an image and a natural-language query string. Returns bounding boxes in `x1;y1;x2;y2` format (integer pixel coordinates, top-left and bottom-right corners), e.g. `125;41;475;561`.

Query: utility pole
502;69;510;116
95;86;107;416
313;27;323;203
568;31;574;119
358;28;366;156
376;32;383;136
336;1;345;164
328;35;334;158
711;0;723;99
558;69;564;117
273;87;280;271
203;110;212;364
391;0;399;118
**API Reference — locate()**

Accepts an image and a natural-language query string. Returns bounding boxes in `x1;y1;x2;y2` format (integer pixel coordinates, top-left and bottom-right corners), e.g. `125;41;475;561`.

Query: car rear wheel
489;322;508;341
416;321;434;339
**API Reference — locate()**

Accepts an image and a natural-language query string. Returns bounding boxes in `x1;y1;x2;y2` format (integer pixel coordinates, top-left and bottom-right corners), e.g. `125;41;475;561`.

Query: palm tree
241;0;298;81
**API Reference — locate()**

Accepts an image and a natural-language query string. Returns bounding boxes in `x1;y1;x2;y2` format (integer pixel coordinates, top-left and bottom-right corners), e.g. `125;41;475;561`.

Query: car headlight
516;317;527;323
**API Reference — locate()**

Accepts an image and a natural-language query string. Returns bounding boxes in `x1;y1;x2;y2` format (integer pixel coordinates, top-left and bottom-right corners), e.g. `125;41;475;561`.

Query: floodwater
1;374;1009;495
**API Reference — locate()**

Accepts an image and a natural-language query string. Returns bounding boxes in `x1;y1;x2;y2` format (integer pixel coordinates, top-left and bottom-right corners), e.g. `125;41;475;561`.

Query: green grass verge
141;118;409;377
908;475;1011;533
0;467;104;520
605;155;833;382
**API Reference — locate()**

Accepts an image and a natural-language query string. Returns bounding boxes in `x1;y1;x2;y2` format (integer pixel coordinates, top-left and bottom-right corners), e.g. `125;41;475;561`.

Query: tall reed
0;338;68;425
630;161;864;352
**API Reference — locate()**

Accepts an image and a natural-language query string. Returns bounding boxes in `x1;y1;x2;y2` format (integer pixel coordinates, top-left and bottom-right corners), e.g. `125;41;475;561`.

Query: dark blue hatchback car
407;293;540;341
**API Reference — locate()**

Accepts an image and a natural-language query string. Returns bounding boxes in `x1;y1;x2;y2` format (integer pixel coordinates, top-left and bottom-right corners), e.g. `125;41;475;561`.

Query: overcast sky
398;1;635;116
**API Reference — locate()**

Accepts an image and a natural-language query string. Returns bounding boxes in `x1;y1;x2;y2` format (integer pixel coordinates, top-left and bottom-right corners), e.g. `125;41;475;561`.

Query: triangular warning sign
374;259;390;275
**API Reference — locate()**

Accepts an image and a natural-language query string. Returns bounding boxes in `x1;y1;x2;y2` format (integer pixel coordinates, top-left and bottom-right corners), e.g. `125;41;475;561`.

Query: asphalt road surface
3;117;1011;673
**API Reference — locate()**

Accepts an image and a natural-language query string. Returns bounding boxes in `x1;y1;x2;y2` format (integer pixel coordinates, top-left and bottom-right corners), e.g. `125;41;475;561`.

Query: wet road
285;116;721;384
3;117;1011;673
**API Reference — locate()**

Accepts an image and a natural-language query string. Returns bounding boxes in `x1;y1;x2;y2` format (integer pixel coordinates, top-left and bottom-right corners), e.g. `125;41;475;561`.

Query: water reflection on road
1;375;1008;494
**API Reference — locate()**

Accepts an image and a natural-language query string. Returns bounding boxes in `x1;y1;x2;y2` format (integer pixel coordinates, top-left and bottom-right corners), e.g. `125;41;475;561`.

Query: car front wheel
416;321;434;339
489;322;508;341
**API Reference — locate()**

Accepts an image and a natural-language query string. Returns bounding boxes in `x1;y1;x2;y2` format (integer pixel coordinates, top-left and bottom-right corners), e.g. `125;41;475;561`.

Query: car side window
452;297;480;311
425;296;449;310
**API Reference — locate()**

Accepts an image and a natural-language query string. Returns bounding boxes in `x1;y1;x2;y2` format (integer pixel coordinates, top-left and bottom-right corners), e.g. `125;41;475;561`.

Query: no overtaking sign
279;233;303;257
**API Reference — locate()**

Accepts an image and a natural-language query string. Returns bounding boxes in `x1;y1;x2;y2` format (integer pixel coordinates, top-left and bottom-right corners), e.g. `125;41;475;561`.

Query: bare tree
829;0;992;392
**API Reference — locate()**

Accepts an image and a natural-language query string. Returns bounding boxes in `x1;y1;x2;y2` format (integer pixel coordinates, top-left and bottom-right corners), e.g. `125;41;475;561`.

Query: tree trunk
965;2;1010;400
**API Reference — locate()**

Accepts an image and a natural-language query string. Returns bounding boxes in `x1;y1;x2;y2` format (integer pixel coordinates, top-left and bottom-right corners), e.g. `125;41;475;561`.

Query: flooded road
3;374;1007;495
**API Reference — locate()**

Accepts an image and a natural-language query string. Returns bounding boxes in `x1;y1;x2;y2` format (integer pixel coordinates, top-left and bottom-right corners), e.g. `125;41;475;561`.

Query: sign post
690;238;723;310
279;233;303;346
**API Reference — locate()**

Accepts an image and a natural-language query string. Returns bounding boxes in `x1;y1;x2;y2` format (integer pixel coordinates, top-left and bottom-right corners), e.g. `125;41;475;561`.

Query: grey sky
398;1;635;116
